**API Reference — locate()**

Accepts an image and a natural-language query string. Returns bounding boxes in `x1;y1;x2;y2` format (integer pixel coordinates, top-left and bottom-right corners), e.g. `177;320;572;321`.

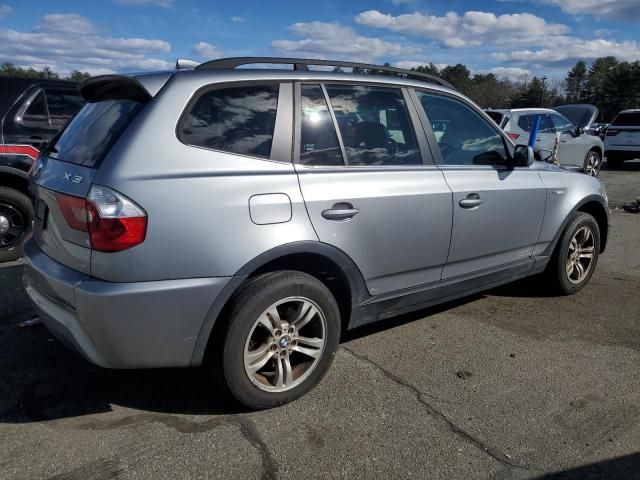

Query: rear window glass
50;99;144;167
179;84;279;158
611;112;640;127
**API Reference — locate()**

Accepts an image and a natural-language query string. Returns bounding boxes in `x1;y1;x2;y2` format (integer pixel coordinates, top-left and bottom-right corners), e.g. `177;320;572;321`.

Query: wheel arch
190;241;368;365
0;168;31;197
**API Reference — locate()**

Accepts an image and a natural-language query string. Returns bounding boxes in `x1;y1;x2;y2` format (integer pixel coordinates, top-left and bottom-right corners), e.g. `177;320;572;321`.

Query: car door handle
322;203;360;221
459;194;483;209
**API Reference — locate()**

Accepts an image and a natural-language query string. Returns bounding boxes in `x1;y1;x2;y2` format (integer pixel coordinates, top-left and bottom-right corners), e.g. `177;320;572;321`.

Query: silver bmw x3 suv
23;58;609;409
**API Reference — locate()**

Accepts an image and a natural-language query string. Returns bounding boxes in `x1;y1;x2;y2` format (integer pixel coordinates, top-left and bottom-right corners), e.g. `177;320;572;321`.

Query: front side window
180;84;279;158
324;84;421;166
417;92;509;166
299;84;344;166
44;89;85;129
551;114;574;134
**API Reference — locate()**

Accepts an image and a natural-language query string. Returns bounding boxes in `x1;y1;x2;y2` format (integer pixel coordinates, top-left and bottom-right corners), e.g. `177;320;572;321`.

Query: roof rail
195;57;455;89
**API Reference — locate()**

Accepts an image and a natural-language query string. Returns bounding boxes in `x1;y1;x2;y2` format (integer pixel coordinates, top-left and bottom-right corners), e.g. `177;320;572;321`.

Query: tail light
606;129;620;137
507;132;520;141
55;185;146;252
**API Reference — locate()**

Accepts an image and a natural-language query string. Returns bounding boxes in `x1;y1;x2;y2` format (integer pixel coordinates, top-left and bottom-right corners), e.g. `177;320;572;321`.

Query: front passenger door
414;91;547;279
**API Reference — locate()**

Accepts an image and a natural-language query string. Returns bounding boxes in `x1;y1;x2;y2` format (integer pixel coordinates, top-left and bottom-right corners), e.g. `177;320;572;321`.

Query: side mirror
575;126;584;136
512;144;535;167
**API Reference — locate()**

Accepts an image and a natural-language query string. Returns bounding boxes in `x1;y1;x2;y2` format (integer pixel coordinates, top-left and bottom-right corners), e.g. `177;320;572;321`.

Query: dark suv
0;77;85;261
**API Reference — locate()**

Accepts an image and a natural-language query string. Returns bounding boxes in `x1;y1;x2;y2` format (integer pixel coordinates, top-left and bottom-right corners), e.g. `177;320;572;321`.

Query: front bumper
22;237;230;368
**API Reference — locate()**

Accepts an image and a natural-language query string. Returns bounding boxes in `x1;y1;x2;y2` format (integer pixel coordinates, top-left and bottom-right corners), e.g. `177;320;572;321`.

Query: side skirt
347;258;537;330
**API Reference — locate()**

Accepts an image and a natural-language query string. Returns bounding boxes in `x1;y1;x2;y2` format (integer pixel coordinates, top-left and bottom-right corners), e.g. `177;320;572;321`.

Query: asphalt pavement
0;194;639;479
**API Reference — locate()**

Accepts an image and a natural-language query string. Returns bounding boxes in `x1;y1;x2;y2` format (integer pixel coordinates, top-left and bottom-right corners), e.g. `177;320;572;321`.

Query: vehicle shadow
0;266;565;424
534;453;640;480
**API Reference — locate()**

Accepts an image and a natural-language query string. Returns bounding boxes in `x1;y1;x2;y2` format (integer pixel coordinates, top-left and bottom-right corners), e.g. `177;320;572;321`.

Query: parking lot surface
1;169;639;480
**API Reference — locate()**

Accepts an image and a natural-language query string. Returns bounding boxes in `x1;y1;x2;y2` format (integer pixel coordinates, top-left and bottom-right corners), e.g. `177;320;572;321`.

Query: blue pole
528;115;541;148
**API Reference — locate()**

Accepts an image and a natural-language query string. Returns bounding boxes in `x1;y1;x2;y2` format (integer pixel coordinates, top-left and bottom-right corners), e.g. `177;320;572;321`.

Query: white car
486;108;604;176
604;109;640;168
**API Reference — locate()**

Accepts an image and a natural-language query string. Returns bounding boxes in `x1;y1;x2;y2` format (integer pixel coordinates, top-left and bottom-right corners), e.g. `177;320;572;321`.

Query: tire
0;187;34;263
583;150;601;177
606;154;624;169
547;212;600;295
208;271;341;409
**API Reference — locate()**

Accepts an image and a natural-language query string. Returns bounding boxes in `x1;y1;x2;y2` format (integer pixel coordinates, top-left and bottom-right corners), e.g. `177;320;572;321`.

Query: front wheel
583;150;601;177
209;271;341;409
547;212;600;295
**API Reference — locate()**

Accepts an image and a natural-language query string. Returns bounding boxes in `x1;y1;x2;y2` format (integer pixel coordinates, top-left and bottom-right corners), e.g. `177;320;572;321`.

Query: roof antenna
175;58;200;70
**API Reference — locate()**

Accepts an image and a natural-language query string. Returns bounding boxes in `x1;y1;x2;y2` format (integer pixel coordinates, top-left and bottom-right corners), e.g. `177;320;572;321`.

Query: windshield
50;99;145;167
554;105;597;128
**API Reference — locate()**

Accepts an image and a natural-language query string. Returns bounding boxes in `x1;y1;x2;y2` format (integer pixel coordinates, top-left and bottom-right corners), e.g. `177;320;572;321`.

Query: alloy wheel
585;153;600;177
243;297;327;392
0;202;27;249
565;226;596;284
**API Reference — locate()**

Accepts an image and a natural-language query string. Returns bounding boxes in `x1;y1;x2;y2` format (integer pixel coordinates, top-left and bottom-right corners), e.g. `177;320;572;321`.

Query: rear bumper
22;236;230;368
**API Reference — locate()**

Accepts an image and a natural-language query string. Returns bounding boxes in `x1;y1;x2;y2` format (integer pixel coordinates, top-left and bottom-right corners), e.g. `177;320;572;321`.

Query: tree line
3;57;639;122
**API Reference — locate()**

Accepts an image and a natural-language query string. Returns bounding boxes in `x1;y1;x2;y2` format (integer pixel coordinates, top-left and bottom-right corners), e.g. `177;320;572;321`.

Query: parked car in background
554;104;604;139
604;109;640;168
23;57;609;409
0;76;85;261
485;108;604;177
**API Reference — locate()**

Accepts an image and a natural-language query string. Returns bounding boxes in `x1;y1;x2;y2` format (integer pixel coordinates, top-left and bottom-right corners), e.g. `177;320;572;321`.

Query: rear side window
180;84;279;158
517;114;554;133
611;112;640;126
299;84;344;166
45;89;85;129
486;111;504;126
50;99;145;167
325;84;421;166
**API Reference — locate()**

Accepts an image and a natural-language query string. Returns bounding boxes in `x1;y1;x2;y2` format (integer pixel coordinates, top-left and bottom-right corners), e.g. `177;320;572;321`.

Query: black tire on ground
0;187;34;263
547;212;600;295
606;154;624;169
207;271;341;410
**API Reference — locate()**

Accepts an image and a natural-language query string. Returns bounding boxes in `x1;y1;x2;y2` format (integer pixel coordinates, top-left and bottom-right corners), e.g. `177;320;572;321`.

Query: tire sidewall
584;150;601;177
221;272;341;409
0;187;34;262
555;212;600;294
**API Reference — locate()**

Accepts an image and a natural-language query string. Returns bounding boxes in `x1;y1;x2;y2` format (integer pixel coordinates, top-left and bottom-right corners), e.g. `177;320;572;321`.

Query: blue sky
0;0;638;80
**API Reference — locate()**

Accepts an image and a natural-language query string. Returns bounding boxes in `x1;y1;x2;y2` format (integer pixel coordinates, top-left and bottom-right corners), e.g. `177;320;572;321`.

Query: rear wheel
547;212;600;295
0;187;34;263
209;271;341;409
583;150;601;177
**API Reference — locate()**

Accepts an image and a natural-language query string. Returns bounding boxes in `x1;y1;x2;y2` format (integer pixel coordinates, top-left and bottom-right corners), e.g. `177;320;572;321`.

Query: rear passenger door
295;83;453;296
412;90;546;279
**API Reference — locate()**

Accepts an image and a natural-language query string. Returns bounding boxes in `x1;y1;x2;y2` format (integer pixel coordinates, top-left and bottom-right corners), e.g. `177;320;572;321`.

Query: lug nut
270;344;277;351
291;340;297;347
280;351;287;357
288;327;294;334
274;329;282;337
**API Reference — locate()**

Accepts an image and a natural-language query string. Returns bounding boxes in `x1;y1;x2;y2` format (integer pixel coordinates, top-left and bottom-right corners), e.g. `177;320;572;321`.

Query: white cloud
193;41;223;58
271;21;420;63
394;60;448;70
115;0;174;7
354;10;569;48
479;66;531;80
493;38;640;65
0;13;172;75
542;0;640;22
0;4;13;17
594;28;615;37
230;16;246;23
